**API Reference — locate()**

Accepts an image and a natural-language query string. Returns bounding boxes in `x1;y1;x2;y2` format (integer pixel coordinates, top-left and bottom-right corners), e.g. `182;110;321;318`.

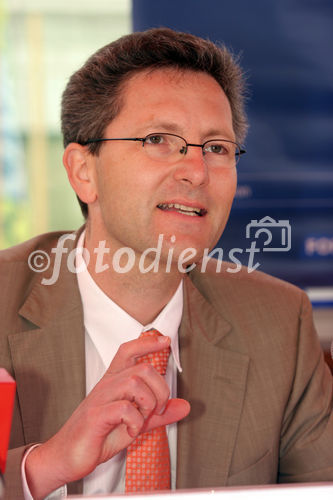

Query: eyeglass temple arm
82;138;144;145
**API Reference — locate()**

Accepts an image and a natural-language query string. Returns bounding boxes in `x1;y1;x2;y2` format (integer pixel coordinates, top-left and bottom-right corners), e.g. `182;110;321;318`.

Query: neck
84;230;183;325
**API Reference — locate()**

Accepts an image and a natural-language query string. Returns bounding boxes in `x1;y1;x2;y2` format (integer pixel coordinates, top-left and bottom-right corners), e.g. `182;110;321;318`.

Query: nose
173;146;209;187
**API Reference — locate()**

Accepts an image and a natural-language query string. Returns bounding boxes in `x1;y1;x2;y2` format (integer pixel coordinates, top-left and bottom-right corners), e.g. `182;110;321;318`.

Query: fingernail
158;404;166;415
130;426;139;436
141;408;151;419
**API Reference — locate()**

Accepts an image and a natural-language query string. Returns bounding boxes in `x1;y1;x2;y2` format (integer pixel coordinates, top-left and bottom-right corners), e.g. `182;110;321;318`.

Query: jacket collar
18;228;84;327
176;273;250;488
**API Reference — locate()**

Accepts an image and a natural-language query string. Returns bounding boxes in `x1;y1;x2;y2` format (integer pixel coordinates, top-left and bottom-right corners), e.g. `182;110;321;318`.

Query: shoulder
0;230;74;264
188;258;309;327
187;260;317;376
191;257;304;300
0;229;79;308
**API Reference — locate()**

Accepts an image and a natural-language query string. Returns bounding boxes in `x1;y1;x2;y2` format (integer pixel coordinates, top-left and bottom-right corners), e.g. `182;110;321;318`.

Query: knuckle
128;374;141;389
139;363;154;376
116;342;128;356
119;400;134;414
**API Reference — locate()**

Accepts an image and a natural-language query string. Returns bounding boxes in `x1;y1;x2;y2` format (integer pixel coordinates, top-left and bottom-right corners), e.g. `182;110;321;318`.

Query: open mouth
157;203;207;217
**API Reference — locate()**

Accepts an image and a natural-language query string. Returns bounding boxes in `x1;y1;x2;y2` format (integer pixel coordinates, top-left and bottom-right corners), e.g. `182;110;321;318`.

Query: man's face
89;68;237;266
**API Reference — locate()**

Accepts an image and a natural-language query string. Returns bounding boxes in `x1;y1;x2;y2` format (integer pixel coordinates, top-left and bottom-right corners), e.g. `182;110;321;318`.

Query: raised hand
25;335;190;499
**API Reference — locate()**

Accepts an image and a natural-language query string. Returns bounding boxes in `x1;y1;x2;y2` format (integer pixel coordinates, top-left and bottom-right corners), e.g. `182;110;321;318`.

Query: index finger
107;335;171;373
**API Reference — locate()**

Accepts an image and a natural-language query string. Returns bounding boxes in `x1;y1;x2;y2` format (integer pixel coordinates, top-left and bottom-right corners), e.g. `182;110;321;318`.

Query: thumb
144;398;190;432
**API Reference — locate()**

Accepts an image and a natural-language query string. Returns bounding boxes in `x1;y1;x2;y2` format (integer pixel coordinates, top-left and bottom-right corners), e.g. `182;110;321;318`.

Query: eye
145;134;165;145
204;142;228;155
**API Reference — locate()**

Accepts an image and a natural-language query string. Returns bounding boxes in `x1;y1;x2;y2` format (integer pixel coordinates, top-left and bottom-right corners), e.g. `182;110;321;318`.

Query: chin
164;241;211;267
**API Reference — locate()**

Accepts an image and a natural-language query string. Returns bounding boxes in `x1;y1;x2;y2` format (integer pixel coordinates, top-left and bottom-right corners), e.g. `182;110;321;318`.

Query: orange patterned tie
125;329;171;492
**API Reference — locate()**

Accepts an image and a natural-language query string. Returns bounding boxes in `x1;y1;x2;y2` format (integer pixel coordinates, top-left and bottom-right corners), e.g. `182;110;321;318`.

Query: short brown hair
61;27;248;218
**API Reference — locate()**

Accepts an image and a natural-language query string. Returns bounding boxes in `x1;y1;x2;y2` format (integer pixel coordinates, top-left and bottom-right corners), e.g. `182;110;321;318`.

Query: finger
100;399;189;463
122;374;159;420
107;335;170;373
130;363;170;415
110;364;170;416
88;363;170;417
95;399;145;442
144;398;191;432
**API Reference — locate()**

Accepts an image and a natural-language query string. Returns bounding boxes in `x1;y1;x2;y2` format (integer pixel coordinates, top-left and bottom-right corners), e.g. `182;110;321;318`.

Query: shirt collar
76;231;183;371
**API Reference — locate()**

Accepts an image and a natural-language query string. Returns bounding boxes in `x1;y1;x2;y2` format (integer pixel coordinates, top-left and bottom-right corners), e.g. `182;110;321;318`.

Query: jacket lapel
8;231;86;451
176;274;250;488
8;231;86;494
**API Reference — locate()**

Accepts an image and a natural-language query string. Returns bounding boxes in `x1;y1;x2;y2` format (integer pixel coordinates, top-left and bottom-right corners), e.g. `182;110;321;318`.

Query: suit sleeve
278;291;333;482
4;446;29;499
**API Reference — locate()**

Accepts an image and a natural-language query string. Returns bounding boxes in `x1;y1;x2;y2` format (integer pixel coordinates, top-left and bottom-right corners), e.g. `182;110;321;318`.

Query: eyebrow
144;121;183;134
141;121;234;141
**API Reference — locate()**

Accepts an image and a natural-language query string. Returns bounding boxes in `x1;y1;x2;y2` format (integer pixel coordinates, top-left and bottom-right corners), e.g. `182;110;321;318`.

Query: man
1;27;333;499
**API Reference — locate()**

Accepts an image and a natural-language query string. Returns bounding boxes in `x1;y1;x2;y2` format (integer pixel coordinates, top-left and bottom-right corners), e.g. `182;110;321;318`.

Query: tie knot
137;329;170;375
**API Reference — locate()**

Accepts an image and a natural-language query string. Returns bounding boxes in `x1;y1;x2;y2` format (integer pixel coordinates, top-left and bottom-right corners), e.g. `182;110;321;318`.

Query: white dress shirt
22;231;183;498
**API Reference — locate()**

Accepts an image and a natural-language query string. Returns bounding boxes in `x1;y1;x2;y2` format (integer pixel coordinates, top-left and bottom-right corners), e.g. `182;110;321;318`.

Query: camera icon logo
246;216;291;252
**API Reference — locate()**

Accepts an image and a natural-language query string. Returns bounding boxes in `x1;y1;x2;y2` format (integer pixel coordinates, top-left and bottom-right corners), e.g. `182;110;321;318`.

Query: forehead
122;67;228;108
108;68;234;138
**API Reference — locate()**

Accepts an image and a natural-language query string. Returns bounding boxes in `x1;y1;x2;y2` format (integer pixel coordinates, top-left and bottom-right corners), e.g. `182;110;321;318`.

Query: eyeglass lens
143;133;239;167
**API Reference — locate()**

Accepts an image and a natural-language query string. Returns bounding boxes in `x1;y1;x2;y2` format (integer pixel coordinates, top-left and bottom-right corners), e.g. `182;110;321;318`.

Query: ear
63;143;97;204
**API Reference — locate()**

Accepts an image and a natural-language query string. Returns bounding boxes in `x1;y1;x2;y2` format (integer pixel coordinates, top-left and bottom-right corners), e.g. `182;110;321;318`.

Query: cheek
212;171;237;233
95;159;128;207
214;169;237;208
227;168;238;194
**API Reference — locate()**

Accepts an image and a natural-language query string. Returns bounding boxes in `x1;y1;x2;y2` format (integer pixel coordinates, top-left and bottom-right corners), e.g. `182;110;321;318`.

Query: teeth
158;203;203;216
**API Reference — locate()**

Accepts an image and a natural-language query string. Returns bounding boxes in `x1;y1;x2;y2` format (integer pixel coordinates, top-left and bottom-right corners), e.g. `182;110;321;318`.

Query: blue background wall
132;0;333;289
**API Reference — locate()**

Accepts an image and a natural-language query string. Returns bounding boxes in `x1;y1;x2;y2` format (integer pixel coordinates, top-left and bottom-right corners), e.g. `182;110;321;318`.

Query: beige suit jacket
1;229;333;499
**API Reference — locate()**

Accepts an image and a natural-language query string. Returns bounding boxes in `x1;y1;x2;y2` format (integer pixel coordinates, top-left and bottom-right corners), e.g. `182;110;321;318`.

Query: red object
125;329;171;492
0;369;16;474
